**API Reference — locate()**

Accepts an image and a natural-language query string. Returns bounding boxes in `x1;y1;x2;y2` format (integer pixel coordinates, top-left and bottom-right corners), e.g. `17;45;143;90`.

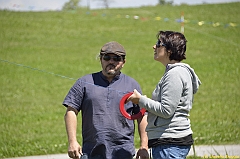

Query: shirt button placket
107;87;111;108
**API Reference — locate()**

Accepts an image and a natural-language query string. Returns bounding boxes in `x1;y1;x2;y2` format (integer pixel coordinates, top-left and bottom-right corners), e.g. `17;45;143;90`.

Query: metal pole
181;11;184;34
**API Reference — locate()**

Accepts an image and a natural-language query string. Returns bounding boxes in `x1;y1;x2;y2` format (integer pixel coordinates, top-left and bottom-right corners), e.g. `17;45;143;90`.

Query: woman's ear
167;50;172;56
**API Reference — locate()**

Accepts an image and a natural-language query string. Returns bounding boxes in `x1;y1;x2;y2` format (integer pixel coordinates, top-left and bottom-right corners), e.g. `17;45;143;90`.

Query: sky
0;0;239;11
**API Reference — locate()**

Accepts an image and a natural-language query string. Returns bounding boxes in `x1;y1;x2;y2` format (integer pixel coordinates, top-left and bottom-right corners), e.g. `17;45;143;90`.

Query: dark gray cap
100;41;126;56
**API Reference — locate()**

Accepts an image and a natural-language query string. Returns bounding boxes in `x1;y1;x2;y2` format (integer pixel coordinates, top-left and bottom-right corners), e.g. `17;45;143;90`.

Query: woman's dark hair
157;31;187;61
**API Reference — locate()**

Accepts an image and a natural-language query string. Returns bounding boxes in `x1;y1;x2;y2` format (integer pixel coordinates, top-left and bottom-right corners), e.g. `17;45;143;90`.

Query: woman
128;31;201;159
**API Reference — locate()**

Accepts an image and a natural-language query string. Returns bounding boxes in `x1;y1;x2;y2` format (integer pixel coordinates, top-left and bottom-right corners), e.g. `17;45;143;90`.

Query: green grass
0;2;240;158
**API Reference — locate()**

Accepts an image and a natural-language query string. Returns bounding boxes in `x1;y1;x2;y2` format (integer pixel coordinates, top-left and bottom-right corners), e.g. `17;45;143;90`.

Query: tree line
62;0;174;10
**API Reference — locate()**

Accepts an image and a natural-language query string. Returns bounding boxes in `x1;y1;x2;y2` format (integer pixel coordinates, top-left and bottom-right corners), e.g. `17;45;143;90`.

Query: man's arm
64;106;82;159
136;114;149;159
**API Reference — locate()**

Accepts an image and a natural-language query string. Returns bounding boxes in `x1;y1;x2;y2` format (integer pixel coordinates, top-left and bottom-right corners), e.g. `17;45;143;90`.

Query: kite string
0;58;77;81
0;58;131;94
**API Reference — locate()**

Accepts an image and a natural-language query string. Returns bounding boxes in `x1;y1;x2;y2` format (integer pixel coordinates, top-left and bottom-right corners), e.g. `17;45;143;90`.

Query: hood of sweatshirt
166;63;201;94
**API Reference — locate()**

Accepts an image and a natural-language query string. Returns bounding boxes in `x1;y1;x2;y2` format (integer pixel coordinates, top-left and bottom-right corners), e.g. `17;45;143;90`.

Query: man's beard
107;69;117;75
105;64;118;75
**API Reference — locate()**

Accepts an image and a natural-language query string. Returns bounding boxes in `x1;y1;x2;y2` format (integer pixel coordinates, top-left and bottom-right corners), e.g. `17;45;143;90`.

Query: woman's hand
127;89;142;104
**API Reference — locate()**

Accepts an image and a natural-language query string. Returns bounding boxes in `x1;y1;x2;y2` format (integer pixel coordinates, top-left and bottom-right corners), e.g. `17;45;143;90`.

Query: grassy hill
0;2;240;158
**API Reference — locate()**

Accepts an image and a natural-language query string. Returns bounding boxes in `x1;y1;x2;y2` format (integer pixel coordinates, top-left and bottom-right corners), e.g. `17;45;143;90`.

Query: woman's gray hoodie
139;63;201;139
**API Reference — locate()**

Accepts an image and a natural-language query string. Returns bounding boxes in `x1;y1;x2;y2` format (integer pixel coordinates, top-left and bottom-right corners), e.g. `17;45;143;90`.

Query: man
63;41;149;159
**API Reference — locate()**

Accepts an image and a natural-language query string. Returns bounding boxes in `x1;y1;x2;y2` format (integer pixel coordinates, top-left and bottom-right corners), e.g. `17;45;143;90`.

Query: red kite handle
120;92;146;120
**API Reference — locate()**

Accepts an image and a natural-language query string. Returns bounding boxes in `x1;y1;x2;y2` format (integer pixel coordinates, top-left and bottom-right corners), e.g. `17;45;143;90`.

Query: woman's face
153;39;168;63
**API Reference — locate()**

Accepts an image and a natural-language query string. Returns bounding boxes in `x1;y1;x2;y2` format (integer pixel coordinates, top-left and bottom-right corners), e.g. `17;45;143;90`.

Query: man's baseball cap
100;41;126;56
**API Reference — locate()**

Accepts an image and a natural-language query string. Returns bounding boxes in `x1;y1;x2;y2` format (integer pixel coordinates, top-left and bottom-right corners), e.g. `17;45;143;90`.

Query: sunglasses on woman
102;55;123;62
156;40;166;48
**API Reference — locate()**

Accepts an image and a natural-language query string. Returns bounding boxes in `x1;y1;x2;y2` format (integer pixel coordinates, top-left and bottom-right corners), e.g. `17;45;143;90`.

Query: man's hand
68;141;82;159
136;147;149;159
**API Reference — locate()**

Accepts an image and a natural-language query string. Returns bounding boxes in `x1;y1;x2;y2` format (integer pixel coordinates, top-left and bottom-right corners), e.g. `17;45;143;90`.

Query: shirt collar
100;71;121;83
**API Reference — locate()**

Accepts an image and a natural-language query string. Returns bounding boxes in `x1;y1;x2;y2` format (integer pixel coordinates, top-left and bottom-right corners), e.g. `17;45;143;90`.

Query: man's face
100;53;125;77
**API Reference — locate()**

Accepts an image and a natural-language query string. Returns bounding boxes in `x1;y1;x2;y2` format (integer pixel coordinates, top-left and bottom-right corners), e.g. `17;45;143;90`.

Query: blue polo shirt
63;71;142;159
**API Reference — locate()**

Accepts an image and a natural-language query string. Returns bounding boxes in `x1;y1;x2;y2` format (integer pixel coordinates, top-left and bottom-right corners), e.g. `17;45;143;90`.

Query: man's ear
122;59;126;66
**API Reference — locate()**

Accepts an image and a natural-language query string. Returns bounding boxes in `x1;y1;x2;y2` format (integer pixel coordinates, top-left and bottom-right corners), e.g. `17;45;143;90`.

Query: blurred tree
158;0;173;5
94;0;114;9
62;0;81;10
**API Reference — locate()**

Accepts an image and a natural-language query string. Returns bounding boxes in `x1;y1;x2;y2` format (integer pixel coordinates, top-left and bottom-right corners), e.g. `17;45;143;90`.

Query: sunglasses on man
156;40;166;48
102;55;123;62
